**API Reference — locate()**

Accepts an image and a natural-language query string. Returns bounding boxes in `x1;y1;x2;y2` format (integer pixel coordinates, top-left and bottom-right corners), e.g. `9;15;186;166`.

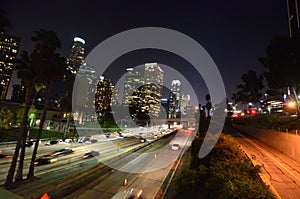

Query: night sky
3;0;288;105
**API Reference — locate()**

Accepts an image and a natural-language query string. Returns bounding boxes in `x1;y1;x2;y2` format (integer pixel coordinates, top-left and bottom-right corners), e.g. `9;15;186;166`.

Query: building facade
181;94;190;115
66;37;85;75
169;80;181;118
122;68;143;105
0;32;19;100
143;63;164;118
123;63;164;122
95;76;114;114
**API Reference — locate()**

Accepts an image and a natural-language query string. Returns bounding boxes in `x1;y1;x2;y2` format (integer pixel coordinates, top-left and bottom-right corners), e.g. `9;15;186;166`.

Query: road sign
116;141;121;147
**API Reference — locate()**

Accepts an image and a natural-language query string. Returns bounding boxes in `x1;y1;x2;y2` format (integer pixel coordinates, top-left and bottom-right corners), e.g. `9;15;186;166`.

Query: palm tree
5;51;38;187
205;94;212;118
27;30;66;180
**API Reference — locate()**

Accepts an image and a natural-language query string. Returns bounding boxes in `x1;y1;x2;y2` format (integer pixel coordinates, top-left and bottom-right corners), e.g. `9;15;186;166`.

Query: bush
234;114;300;132
173;134;275;199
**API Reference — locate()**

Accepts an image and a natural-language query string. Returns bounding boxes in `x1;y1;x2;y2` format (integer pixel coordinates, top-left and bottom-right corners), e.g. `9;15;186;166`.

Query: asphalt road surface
66;129;194;199
231;127;300;199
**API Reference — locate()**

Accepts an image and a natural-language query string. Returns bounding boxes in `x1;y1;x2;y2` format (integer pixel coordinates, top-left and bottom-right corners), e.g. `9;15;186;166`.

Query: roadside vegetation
0;128;65;142
173;133;275;199
233;114;300;132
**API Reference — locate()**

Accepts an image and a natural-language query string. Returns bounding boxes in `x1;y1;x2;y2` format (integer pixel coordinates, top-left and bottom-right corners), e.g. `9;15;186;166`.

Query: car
45;140;59;146
91;139;98;143
25;140;33;147
0;154;12;159
171;143;180;151
83;151;100;159
111;188;142;199
247;108;258;115
51;148;74;156
34;158;57;166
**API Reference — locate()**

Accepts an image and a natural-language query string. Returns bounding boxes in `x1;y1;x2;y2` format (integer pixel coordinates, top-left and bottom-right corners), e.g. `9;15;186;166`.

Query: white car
171;143;180;151
111;188;142;199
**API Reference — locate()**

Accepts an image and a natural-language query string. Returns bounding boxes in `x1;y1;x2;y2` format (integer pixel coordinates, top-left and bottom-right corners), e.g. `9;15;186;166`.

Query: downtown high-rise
169;80;181;118
122;68;143;105
123;63;164;121
0;32;19;100
143;63;164;118
66;37;85;75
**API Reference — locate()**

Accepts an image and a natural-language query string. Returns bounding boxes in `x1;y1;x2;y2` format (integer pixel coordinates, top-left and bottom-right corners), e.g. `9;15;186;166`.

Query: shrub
173;134;275;199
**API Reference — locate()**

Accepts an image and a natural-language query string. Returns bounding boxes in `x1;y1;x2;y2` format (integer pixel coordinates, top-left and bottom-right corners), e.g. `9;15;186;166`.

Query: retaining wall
233;124;300;163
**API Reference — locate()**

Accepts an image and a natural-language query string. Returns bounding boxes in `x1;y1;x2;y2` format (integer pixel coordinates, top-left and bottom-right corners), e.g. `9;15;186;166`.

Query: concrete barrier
233;124;300;163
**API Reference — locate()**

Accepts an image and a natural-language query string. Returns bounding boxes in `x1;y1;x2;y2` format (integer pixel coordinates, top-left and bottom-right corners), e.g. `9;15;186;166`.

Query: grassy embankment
173;131;275;198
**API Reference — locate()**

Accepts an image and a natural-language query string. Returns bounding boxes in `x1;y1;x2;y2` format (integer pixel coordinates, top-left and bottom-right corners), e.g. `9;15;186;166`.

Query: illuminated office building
123;63;164;121
0;32;19;100
141;63;163;118
76;62;96;109
66;37;85;74
122;68;143;105
63;36;86;104
181;94;190;115
95;76;115;113
169;80;181;118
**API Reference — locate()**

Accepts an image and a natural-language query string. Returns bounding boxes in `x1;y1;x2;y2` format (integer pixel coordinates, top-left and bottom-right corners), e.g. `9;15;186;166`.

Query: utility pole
286;0;300;38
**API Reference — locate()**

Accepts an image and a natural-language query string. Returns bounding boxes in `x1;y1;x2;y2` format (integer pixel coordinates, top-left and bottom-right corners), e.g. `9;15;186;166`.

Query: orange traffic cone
123;178;128;186
40;193;50;199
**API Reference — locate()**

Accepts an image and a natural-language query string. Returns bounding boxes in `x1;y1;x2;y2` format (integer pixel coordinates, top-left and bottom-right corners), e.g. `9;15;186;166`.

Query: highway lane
0;137;143;185
74;129;194;199
7;131;178;199
231;127;300;199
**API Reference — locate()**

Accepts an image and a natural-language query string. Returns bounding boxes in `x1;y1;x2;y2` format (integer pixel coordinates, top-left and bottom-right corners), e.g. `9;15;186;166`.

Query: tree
259;35;300;92
27;30;66;180
5;51;38;187
233;70;264;104
205;94;212;117
259;35;300;116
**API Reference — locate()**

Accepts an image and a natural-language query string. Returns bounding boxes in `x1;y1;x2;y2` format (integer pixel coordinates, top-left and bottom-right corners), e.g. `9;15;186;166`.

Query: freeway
231;127;300;199
0;127;173;186
70;129;194;199
0;137;142;186
5;128;185;198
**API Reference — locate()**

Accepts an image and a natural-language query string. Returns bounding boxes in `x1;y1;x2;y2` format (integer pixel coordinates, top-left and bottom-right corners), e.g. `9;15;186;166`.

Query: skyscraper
72;62;96;124
143;63;164;118
169;80;181;118
122;68;143;105
286;0;300;37
66;37;85;74
181;94;190;115
124;63;164;122
0;32;19;100
95;76;116;114
63;36;86;111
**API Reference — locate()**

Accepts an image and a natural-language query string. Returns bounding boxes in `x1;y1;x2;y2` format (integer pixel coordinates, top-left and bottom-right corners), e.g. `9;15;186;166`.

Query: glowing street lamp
287;100;296;108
